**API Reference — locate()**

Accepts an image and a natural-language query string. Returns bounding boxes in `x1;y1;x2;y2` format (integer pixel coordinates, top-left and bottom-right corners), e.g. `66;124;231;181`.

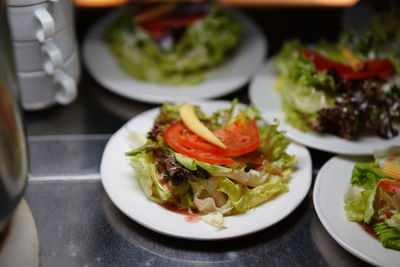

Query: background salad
344;146;400;250
106;2;241;85
274;8;400;139
126;101;296;229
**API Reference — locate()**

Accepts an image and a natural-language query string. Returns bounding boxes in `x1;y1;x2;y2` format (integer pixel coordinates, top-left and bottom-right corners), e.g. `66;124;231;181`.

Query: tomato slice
378;180;400;194
303;49;394;80
165;120;260;156
140;15;202;39
163;121;234;165
214;120;260;156
141;15;202;28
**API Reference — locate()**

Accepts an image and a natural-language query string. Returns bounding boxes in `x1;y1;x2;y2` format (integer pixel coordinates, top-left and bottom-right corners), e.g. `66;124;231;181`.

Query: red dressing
161;203;200;223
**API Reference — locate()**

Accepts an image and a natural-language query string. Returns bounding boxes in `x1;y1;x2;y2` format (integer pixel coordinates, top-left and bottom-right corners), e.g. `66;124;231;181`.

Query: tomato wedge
378;180;400;195
303;49;394;80
163;121;234;165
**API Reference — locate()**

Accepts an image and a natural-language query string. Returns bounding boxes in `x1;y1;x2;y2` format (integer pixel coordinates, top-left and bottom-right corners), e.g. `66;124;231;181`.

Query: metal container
0;0;28;231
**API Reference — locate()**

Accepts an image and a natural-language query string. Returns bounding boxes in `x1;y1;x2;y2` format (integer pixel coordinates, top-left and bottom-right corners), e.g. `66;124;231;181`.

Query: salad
126;100;296;229
274;8;400;139
105;2;241;85
344;146;400;250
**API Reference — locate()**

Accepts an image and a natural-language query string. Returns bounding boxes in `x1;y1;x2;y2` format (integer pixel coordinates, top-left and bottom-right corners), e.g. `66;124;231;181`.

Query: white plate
249;60;400;155
314;156;400;266
100;100;312;240
83;8;266;103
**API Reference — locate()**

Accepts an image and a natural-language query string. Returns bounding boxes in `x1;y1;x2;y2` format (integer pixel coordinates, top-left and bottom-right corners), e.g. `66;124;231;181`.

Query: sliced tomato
166;120;260;156
214;120;260;156
141;15;202;28
163;121;234;165
140;15;202;39
303;49;394;80
378;180;400;194
140;25;165;39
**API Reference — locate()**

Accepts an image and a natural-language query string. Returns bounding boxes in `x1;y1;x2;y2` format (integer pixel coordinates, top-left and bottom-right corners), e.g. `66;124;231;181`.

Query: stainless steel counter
23;6;372;267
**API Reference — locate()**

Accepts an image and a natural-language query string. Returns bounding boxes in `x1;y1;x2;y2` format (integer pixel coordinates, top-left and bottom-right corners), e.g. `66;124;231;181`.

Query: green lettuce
373;222;400;250
273;40;336;131
343;186;376;223
350;162;382;189
174;152;232;175
129;152;171;203
387;211;400;231
274;40;336;94
106;7;241;85
257;119;293;161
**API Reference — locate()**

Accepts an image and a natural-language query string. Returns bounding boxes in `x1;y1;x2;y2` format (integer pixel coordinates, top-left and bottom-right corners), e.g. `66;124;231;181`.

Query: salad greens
344;146;400;250
274;8;400;139
106;4;241;85
126;101;296;229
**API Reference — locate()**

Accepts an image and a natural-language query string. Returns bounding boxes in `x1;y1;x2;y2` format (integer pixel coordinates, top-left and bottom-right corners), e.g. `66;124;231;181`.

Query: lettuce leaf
373;222;400;250
174;152;232;174
200;211;225;230
274;40;336;94
350;162;382;189
257;120;293;161
387;211;400;231
343;186;376;223
129;152;171;203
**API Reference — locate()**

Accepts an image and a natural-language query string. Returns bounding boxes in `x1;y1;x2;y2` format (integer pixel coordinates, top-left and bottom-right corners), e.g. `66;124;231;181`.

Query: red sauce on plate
359;223;378;239
161;203;200;223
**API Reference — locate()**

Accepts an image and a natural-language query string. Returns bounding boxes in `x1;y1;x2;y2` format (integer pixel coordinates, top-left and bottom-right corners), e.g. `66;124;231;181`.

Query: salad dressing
359;223;378;239
161;203;200;223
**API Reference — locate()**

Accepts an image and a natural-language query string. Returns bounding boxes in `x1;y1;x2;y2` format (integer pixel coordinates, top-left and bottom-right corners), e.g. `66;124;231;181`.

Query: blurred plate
83;8;266;103
100;100;312;240
249;60;400;155
314;156;400;266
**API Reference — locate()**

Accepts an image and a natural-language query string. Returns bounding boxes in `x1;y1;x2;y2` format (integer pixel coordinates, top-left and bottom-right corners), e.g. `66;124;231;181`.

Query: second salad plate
83;8;266;103
249;60;400;155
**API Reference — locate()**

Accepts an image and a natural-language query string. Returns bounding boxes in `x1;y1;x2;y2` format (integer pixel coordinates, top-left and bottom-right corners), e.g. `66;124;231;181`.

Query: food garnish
179;104;226;149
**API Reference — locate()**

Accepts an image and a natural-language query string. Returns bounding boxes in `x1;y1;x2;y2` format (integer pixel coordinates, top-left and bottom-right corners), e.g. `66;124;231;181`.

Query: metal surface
25;137;368;267
22;6;375;267
0;1;28;231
